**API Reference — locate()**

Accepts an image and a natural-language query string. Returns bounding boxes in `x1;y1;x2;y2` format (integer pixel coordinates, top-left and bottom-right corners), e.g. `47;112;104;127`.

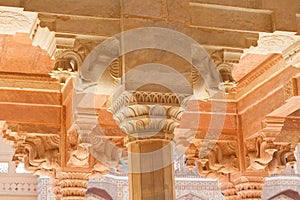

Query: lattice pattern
0;162;8;173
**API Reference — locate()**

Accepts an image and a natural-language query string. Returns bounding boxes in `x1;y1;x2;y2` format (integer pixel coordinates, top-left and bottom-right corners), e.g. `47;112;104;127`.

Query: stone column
111;91;187;200
127;138;175;200
234;176;264;200
58;171;89;200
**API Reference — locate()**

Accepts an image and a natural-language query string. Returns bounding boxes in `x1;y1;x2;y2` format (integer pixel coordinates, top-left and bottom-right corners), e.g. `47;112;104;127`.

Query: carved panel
0;7;38;35
284;79;295;101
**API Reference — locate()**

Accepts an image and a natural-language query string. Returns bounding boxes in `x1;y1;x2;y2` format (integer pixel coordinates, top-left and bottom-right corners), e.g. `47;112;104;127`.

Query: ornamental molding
244;31;300;55
58;171;89;199
232;54;283;92
0;6;38;35
234;176;264;199
110;90;190;114
31;26;56;57
243;31;300;68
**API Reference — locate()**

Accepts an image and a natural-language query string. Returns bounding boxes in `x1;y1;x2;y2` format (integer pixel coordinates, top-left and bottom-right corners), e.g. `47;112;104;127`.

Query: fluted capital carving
110;90;189;142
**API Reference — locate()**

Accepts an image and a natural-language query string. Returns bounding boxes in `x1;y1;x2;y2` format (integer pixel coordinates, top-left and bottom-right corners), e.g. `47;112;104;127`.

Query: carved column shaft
58;172;89;200
111;91;186;200
235;176;264;200
128;139;175;200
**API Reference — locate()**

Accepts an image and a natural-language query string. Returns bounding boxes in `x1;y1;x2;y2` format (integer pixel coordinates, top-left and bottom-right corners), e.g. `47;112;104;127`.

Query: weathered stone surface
0;33;54;74
0;0;121;18
39;13;121;37
0;1;299;200
190;3;274;32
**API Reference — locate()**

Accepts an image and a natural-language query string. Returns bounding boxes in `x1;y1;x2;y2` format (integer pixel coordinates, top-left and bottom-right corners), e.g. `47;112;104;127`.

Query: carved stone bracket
245;133;296;174
0;122;60;176
211;49;241;93
193;141;239;179
50;42;89;83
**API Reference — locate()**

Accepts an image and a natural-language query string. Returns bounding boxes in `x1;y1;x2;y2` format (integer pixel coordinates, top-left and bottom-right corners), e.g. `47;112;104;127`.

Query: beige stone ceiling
1;0;299;51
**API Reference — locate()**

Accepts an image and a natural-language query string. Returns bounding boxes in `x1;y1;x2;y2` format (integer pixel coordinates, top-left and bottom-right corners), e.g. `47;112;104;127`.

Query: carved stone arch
177;192;206;200
268;189;300;200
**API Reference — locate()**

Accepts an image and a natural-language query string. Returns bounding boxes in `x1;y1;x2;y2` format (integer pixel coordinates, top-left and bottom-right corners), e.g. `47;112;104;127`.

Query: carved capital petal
110;90;188;142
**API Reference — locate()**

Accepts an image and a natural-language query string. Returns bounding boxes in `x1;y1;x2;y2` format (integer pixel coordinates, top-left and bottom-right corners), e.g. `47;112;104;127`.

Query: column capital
110;90;189;142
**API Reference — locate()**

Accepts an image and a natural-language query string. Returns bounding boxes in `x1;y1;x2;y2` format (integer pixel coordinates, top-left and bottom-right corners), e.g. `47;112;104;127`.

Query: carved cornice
245;33;297;54
232;54;283;92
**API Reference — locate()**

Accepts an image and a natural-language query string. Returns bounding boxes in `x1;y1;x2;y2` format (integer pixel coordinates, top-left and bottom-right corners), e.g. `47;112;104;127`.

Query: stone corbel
194;141;239;180
66;126;90;168
245;133;296;174
50;41;89;83
211;49;241;93
0;121;60;176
